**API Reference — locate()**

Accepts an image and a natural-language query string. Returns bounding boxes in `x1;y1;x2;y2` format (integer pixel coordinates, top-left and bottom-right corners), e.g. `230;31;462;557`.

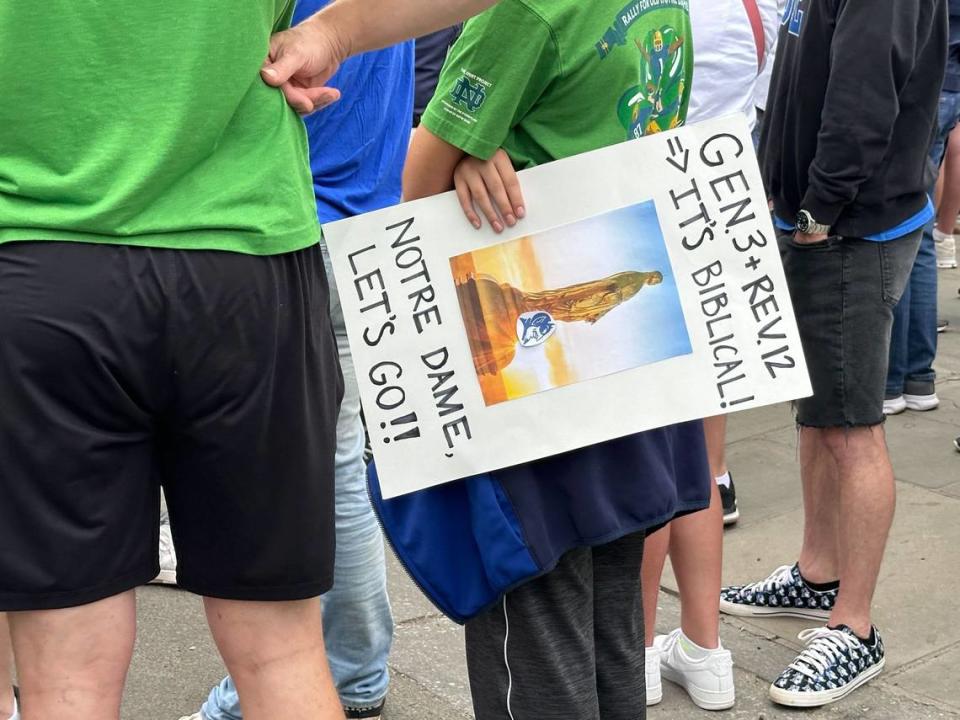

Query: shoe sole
883;399;907;416
903;394;939;411
937;262;958;269
719;598;831;620
646;677;663;706
722;509;740;526
150;569;178;586
769;657;885;708
661;667;735;710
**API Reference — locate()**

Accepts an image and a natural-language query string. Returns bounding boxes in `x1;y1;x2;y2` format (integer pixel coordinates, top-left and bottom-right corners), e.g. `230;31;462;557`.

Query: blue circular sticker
517;311;556;348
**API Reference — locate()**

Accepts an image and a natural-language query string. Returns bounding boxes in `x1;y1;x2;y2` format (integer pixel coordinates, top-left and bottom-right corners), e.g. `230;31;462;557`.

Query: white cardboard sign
325;114;811;498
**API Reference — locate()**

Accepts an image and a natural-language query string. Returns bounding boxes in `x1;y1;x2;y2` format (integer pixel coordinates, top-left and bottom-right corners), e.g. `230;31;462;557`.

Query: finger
469;177;503;233
479;164;516;227
494;151;526;219
299;86;341;114
454;178;482;229
279;84;341;115
279;83;317;114
261;41;305;86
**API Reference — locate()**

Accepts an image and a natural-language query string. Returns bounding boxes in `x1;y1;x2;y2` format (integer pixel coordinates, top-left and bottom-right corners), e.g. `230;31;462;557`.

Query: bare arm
263;0;499;114
403;126;466;201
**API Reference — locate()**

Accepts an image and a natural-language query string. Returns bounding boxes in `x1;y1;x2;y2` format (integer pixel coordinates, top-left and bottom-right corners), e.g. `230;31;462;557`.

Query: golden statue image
455;270;663;376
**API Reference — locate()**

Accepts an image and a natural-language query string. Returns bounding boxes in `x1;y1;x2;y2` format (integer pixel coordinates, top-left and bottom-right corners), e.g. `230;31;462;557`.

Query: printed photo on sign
450;201;691;406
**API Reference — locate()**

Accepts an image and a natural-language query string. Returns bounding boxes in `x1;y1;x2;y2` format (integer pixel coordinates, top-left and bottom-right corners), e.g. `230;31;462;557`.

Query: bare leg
641;524;671;646
703;416;728;477
641;418;725;649
796;427;841;584
9;592;136;720
820;426;896;637
668;483;724;649
936;126;960;234
205;597;343;720
0;615;14;718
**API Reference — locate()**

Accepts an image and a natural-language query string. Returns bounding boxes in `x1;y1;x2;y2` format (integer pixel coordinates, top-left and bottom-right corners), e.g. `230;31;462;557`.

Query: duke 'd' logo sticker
517;311;556;348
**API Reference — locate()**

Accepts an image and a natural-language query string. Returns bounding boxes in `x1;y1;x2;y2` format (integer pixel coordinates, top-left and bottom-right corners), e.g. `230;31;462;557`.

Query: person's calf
797;427;842;585
204;597;344;720
818;425;895;637
9;592;136;720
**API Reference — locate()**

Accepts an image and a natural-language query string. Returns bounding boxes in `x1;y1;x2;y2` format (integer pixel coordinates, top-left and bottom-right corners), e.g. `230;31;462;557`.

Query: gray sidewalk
125;267;960;720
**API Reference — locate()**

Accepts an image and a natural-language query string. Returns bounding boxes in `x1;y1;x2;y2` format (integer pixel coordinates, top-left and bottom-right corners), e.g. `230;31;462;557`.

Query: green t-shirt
0;2;318;255
422;0;693;168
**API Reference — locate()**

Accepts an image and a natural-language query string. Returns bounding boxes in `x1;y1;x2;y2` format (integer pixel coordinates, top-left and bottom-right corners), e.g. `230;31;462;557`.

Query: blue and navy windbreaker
369;419;711;624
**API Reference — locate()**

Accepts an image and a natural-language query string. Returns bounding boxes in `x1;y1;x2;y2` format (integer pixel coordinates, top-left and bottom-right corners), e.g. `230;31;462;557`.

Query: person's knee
205;597;325;675
809;424;885;462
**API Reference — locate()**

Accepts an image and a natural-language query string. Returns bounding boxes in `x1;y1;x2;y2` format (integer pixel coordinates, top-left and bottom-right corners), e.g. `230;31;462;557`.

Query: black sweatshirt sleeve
801;0;924;226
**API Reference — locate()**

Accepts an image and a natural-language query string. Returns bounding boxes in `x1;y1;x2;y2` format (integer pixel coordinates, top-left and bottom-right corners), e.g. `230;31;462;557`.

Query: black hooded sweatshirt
760;0;948;238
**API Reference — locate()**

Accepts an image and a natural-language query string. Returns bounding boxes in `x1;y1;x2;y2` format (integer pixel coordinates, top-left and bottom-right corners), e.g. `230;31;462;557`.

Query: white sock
933;226;954;243
678;630;722;660
715;471;731;489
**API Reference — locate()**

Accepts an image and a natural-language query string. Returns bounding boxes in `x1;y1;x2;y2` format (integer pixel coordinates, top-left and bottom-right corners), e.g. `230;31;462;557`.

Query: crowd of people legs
0;0;957;719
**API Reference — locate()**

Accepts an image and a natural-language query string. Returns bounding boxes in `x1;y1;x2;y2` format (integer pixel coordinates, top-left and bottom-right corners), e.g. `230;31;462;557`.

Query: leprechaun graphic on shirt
598;1;692;139
421;0;693;168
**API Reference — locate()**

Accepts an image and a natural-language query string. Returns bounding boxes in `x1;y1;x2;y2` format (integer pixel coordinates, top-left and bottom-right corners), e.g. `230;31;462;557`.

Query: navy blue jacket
371;421;711;623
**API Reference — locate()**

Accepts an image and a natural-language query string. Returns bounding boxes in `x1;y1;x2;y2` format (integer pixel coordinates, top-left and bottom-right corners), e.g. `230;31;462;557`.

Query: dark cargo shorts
0;241;342;610
778;229;921;428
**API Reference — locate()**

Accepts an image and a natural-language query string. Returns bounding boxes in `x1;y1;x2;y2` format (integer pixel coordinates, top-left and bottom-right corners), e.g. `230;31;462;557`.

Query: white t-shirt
687;0;780;129
754;0;788;112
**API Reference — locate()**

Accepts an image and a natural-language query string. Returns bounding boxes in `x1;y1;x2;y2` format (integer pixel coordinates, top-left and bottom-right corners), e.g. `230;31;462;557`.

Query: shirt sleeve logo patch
451;75;488;112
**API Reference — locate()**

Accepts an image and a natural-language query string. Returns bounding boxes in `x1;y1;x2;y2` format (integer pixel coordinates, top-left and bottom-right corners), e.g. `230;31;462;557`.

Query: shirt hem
420;111;501;161
0;223;322;256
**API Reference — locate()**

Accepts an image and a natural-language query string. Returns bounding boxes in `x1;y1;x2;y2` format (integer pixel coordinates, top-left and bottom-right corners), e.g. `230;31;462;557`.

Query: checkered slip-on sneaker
720;563;836;620
770;625;884;707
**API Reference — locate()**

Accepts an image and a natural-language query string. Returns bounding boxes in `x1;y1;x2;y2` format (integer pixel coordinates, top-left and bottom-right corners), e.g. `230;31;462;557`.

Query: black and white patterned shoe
769;625;885;707
719;476;739;526
720;563;836;620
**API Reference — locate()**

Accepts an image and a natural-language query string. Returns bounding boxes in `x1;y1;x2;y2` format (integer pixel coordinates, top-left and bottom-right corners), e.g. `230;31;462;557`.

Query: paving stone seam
395;612;446;628
883;638;960;680
726;422;798;445
386;667;473;719
870;680;960;716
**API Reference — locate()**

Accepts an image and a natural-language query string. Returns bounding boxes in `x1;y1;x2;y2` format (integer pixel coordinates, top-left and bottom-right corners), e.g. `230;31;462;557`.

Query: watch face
796;212;810;233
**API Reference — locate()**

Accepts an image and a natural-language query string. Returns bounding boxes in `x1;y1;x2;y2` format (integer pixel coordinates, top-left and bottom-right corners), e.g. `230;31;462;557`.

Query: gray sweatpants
464;532;646;720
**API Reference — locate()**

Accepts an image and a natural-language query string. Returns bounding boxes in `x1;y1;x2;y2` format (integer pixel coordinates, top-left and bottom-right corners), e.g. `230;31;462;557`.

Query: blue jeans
202;244;394;719
886;90;960;394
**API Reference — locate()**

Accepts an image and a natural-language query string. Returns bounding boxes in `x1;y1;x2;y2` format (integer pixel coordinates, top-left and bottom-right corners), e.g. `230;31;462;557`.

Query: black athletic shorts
0;241;342;610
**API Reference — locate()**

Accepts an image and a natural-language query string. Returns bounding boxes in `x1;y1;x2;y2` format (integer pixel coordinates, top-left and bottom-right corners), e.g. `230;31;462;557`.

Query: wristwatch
796;210;831;235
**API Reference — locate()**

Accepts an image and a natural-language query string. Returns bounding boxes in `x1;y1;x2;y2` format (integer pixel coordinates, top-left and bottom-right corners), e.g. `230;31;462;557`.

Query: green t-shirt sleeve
421;1;561;160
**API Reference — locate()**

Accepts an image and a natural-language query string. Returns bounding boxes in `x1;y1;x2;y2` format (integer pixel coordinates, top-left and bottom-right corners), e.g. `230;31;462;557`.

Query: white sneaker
177;713;203;720
903;392;939;412
152;517;178;585
902;380;939;412
654;629;735;710
882;395;906;416
645;645;663;706
934;227;958;269
8;691;18;720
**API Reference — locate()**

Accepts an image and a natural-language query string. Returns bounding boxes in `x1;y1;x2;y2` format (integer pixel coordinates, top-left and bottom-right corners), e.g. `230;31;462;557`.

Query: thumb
261;39;304;86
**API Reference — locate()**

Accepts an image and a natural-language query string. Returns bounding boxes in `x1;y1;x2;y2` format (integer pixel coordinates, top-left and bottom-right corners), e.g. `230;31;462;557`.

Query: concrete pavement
124;267;960;720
